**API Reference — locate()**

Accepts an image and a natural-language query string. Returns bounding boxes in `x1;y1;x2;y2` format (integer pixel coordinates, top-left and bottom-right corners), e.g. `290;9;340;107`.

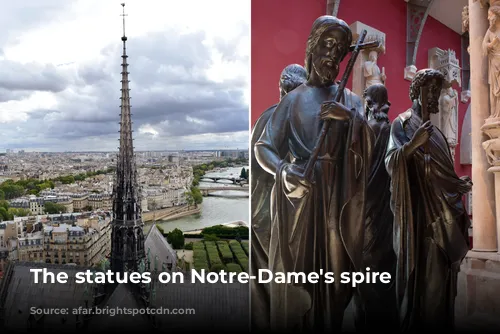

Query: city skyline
0;0;250;152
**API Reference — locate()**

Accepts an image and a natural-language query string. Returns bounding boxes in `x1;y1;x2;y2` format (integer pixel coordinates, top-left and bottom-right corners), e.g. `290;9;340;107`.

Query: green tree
190;187;203;206
8;208;31;217
166;228;185;249
185;190;195;207
0;184;24;199
0;207;12;221
240;167;247;179
0;200;9;211
44;202;67;214
185;187;203;207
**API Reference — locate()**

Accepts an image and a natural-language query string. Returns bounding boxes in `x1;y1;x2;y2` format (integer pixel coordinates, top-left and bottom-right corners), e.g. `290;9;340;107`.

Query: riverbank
183;220;248;235
142;205;201;222
160;206;201;222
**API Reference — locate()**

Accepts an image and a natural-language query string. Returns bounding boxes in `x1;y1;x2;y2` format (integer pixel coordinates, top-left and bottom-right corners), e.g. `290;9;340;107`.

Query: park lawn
192;239;249;273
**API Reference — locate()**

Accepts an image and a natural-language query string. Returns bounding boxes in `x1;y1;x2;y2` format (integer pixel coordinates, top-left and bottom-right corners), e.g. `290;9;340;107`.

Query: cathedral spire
111;2;145;274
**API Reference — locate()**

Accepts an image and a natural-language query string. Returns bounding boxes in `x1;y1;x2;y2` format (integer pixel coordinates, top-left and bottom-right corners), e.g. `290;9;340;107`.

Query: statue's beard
312;57;339;85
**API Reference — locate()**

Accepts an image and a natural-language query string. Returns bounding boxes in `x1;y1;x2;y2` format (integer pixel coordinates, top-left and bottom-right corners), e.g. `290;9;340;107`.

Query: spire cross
120;3;128;37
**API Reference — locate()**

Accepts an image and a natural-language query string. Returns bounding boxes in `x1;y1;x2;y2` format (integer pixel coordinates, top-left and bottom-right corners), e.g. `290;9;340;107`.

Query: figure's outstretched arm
255;97;291;176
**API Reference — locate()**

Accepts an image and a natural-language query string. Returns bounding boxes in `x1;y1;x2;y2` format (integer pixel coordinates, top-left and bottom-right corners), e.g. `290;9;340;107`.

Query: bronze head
305;15;352;86
363;84;390;123
279;64;307;99
409;69;444;115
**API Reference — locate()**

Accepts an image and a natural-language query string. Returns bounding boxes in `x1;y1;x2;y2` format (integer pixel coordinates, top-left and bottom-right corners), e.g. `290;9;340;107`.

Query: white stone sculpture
482;5;500;120
439;87;459;147
363;50;386;89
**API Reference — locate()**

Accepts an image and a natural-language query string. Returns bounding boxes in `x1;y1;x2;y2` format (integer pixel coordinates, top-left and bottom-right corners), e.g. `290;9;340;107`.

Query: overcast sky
0;0;250;152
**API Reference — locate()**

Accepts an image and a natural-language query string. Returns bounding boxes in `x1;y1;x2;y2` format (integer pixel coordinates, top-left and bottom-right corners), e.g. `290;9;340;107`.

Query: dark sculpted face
363;84;389;121
422;77;442;113
311;28;347;85
278;65;307;99
279;74;291;98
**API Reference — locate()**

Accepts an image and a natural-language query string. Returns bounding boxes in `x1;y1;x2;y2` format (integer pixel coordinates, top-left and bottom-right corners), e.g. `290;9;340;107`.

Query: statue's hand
320;101;353;121
460;175;473;192
283;164;311;199
487;43;495;53
410;121;433;149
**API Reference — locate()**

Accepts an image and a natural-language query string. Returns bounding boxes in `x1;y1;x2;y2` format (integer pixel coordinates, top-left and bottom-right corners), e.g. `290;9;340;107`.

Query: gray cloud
0;3;249;152
0;1;76;49
0;60;71;92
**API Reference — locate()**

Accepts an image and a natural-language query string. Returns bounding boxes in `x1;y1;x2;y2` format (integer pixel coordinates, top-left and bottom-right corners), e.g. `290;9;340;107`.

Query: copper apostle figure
254;15;374;331
250;64;307;331
385;69;471;331
353;83;398;332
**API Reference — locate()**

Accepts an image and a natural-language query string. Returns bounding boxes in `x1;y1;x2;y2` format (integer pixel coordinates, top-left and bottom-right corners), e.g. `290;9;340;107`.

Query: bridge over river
198;186;249;197
199;176;248;185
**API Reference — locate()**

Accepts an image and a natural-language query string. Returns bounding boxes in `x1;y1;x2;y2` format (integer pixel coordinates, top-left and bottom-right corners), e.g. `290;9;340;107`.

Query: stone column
469;0;497;251
482;122;500;253
489;166;500;250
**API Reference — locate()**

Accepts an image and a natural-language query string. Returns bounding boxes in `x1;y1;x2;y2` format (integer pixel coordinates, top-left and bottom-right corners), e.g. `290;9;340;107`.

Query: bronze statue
385;69;472;331
353;84;398;331
250;63;306;331
254;15;374;331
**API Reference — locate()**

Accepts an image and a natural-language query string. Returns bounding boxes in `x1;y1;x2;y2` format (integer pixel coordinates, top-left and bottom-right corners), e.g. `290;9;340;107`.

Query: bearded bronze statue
353;83;398;332
254;15;374;331
385;68;472;331
250;63;306;331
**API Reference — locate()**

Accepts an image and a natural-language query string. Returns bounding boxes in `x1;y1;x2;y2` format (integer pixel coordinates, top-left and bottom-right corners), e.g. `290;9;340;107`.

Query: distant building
15;213;112;267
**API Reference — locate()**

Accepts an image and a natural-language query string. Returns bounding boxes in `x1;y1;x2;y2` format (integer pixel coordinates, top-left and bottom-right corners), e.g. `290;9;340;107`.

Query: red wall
251;0;471;177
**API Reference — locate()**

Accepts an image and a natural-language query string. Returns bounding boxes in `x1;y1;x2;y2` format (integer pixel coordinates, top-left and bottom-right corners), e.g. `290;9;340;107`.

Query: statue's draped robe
255;84;373;331
385;109;471;331
484;30;500;118
354;118;398;331
439;91;458;146
363;61;383;88
250;103;277;330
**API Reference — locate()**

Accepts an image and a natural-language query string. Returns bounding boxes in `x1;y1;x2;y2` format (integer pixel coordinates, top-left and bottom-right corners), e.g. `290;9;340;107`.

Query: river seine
153;166;249;234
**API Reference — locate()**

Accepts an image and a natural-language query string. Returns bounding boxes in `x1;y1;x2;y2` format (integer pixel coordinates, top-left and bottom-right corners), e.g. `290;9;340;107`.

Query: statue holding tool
385;69;472;331
254;15;376;331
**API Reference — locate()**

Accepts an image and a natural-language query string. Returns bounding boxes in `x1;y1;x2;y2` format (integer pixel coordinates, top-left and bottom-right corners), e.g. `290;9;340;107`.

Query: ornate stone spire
111;3;145;273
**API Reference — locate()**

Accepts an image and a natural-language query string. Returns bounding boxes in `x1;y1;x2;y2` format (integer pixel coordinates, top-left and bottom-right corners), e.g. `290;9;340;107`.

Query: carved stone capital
481;121;500;166
462;5;470;33
428;47;462;87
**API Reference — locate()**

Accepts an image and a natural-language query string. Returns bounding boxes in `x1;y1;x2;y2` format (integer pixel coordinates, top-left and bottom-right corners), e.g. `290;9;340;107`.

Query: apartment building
15;212;112;267
70;193;89;212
